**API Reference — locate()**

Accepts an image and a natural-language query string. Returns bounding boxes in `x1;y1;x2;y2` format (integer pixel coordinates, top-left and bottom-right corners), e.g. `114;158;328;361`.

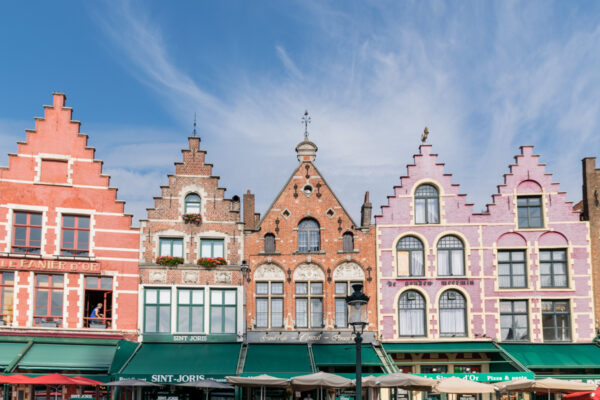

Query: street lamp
240;261;250;342
346;283;369;400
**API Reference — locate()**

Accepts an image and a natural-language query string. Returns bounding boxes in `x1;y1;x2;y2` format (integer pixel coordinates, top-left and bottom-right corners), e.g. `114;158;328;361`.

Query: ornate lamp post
240;261;250;342
346;283;369;400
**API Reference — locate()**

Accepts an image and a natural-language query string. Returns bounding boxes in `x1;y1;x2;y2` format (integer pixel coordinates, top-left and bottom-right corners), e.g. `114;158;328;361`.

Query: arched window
398;290;426;337
415;184;439;224
264;233;276;254
437;235;465;276
342;232;354;252
184;193;201;213
439;290;467;337
298;218;320;252
396;236;424;277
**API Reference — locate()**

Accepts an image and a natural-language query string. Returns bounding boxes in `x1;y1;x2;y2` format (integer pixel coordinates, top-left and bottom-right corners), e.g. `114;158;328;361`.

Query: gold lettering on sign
0;257;100;273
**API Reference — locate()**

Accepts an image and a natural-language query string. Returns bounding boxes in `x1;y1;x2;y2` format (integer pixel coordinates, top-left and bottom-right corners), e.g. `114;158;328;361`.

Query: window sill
516;227;546;231
258;252;281;256
337;250;359;254
54;255;96;262
4;252;43;258
293;251;326;255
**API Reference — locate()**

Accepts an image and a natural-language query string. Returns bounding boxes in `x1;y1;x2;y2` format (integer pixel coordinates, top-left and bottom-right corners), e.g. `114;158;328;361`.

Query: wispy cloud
83;1;600;223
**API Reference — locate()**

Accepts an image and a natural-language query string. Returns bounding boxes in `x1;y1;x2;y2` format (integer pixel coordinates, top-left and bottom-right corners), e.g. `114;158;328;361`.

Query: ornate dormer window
184;193;201;214
298;218;320;252
415;184;439;224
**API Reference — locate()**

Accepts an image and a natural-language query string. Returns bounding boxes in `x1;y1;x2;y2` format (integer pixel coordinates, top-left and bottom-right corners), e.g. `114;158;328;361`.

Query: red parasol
28;374;81;385
564;388;600;400
0;375;33;384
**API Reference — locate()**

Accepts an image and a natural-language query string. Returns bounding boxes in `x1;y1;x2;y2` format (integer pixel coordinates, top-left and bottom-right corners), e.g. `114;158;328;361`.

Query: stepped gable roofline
376;143;471;218
255;161;359;230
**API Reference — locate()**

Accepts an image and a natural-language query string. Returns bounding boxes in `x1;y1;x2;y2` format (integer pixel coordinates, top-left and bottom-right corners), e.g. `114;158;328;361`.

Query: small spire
301;110;311;139
421;126;429;143
193;113;197;137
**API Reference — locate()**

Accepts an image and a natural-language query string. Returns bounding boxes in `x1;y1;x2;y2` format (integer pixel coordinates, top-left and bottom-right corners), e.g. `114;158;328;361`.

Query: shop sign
246;331;376;344
0;257;100;273
417;372;534;382
142;333;239;343
119;375;227;384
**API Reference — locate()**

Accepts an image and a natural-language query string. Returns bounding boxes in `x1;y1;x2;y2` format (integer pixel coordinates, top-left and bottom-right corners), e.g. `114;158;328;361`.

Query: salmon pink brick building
375;144;598;381
0;94;139;382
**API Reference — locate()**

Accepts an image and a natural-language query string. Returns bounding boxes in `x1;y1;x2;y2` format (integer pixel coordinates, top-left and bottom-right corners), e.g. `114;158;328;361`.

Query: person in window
90;303;103;322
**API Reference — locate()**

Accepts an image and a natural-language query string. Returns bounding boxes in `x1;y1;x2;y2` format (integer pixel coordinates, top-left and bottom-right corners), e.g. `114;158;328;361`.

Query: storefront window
34;274;63;327
0;272;14;325
421;365;447;373
178;288;204;332
454;365;481;373
144;288;171;333
210;289;236;334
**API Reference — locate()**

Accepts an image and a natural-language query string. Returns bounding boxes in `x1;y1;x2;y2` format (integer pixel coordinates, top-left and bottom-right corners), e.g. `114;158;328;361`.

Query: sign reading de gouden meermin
0;257;100;273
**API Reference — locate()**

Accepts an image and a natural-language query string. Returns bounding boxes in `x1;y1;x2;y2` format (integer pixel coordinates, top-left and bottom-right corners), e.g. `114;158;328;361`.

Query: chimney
582;157;598;220
361;191;372;227
244;190;256;230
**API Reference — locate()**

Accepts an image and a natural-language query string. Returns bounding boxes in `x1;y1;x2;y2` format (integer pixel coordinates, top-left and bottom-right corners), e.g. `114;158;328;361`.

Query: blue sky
1;1;599;224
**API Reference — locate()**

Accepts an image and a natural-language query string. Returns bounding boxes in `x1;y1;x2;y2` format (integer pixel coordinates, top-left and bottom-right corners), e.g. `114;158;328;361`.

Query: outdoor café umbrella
178;380;234;400
290;372;353;390
28;374;81;386
503;378;596;394
70;377;104;386
226;375;289;387
434;377;497;394
0;375;32;385
564;387;600;400
104;379;160;387
356;376;379;388
376;373;438;390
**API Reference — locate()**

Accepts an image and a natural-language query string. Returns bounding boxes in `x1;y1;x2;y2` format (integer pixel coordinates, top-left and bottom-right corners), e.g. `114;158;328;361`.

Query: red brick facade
581;157;600;328
139;136;245;339
0;93;139;338
243;138;377;334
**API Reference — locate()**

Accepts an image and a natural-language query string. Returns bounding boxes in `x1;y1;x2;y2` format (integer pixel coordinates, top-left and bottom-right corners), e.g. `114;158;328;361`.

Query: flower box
197;257;227;267
156;256;184;266
183;213;202;224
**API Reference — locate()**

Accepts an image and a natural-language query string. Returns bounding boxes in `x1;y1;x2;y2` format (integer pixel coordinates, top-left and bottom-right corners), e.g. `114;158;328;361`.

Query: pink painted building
376;144;594;350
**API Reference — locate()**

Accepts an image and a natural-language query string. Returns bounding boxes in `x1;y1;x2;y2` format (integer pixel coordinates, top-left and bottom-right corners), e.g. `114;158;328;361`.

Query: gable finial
301;110;311;139
193;113;197;137
421;126;429;143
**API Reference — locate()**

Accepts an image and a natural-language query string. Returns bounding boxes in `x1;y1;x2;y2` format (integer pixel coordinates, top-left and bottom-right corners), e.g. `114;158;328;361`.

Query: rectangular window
61;215;90;256
255;282;284;329
542;300;571;341
311;298;323;328
500;300;529;341
144;288;171;333
177;289;204;332
210;289;236;334
517;196;543;228
540;250;568;288
12;212;42;254
201;239;224;258
34;274;63;327
498;250;527;288
84;276;112;329
295;298;308;328
159;238;183;257
295;281;323;328
0;272;14;325
334;281;362;328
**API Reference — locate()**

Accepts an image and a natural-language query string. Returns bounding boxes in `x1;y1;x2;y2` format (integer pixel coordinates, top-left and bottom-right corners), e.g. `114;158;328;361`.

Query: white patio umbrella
376;373;438;390
226;374;290;400
291;372;354;400
434;377;497;394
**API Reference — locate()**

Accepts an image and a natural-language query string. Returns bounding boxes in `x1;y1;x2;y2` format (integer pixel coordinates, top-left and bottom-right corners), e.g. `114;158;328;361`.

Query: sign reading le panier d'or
0;257;100;273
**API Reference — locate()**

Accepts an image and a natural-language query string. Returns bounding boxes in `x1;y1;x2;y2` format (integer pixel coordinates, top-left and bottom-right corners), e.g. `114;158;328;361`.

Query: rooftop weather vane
301;110;311;139
193;113;197;137
421;126;429;143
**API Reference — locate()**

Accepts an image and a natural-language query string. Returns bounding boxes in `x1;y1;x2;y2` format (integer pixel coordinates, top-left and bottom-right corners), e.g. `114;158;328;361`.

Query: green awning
17;344;117;371
0;342;29;369
384;342;500;354
500;344;600;369
118;343;241;380
109;340;140;374
312;344;383;366
243;344;313;377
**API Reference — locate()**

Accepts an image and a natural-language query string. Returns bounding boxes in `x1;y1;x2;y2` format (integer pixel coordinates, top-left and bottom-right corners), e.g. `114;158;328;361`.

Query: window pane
160;240;171;256
178;306;190;331
86;276;98;289
52;275;64;286
146;289;157;304
415;199;426;224
30;228;42;247
271;299;283;328
211;290;222;305
179;290;190;305
497;251;510;262
213;240;224;258
427;198;439;223
224;290;236;305
77;230;89;250
310;298;323;327
191;306;203;332
271;282;283;295
13;227;26;245
100;277;113;290
335;282;347;295
145;305;156;332
256;283;268;295
310;282;323;295
158;306;170;332
30;213;42;226
172;240;183;257
295;283;308;295
14;212;27;225
411;251;424;276
256;299;268;328
159;289;171;304
201;241;212;257
224;307;236;333
296;298;307;327
211;307;221;333
35;289;48;315
62;230;75;248
78;216;90;229
192;290;203;304
539;251;551;261
335;298;347;327
451;250;464;275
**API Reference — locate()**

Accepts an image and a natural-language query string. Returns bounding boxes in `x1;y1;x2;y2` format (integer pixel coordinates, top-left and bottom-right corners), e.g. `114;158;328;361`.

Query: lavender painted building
375;144;596;377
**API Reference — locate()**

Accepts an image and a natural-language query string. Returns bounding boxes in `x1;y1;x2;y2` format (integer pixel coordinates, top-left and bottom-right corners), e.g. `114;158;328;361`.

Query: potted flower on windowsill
197;257;227;267
156;256;184;266
182;213;202;224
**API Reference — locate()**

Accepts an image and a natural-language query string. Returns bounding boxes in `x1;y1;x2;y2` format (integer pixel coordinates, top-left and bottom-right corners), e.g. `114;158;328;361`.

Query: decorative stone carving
293;263;325;281
333;262;365;281
215;271;232;284
182;270;199;284
254;264;285;281
149;270;167;284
